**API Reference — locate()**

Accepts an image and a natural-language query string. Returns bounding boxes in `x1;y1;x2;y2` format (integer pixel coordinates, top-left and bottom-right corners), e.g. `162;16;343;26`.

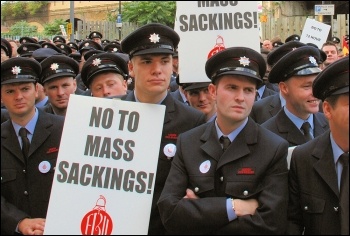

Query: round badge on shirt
163;143;177;159
199;160;211;173
38;161;51;173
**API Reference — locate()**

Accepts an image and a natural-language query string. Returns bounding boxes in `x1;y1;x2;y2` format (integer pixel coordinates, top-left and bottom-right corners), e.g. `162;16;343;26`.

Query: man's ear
208;83;216;97
128;61;134;78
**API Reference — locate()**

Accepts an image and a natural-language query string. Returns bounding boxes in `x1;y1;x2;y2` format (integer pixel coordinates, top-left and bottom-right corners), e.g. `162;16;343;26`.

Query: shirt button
334;207;339;212
194;187;199;193
24;191;29;196
243;190;248;196
23;169;26;173
304;206;308;211
220;176;224;182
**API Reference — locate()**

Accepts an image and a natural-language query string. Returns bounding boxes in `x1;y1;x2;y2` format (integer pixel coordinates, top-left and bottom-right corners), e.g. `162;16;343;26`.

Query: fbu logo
81;195;113;235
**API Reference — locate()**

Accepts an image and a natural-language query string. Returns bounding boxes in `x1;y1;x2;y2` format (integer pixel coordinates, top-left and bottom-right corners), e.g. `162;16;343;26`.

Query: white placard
59;24;67;37
175;1;260;83
44;95;165;235
300;18;331;49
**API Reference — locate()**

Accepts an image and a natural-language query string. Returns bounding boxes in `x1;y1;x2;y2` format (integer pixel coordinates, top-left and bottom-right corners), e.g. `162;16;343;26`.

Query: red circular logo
81;209;113;235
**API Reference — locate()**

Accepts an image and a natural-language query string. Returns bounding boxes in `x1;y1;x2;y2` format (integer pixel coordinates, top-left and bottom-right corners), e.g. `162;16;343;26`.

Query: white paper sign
175;1;260;83
59;24;67;37
300;18;331;48
44;95;165;235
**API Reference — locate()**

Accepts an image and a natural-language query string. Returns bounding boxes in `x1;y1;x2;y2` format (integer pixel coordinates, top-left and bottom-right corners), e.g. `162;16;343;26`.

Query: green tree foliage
9;21;37;37
27;1;49;15
1;1;48;19
1;2;14;21
43;19;67;36
122;1;176;27
12;2;28;18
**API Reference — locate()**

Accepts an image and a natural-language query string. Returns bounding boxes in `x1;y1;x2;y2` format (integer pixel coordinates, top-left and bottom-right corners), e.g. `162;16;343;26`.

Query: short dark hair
322;41;337;50
324;93;343;108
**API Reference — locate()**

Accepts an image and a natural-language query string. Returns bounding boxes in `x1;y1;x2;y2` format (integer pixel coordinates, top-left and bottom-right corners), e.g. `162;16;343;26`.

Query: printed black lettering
80;164;92;186
67;162;80;184
57;161;69;182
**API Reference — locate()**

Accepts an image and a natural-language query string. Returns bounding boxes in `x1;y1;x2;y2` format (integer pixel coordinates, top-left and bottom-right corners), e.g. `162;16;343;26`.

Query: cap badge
92;58;102;66
239;56;250;66
23;39;27;43
23;47;27;51
127;77;133;85
113;48;118;52
292;47;297;51
149;33;160;43
309;56;317;66
60;45;64;49
85;42;89;47
44;45;48;48
12;66;21;75
93;33;97;36
50;63;59;71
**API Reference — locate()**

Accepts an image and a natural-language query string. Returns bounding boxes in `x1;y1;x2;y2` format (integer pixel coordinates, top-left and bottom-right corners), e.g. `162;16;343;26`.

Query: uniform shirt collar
134;90;167;104
12;107;39;142
215;117;248;142
330;132;345;165
257;85;266;99
284;106;314;130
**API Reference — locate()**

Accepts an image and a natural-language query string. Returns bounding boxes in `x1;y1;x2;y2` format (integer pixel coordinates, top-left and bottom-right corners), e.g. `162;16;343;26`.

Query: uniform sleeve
158;135;230;235
1;195;30;235
286;151;305;235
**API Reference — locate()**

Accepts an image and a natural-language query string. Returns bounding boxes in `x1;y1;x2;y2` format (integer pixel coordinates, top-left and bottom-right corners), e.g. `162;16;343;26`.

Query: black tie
255;91;259;101
220;136;231;152
301;122;313;141
339;153;349;235
19;127;30;159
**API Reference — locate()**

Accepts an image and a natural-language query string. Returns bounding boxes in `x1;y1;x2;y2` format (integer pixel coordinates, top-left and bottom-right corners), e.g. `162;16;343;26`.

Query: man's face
43;77;77;109
1;82;38;117
280;74;320;119
92;38;102;45
322;45;339;66
129;54;173;100
324;94;349;138
185;86;216;121
172;56;179;73
90;72;127;98
35;83;46;102
210;75;256;126
262;40;273;51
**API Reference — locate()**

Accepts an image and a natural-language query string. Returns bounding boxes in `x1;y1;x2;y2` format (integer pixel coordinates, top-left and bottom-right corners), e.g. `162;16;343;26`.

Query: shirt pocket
188;175;215;197
1;169;18;203
300;193;325;214
1;169;17;184
225;180;263;199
